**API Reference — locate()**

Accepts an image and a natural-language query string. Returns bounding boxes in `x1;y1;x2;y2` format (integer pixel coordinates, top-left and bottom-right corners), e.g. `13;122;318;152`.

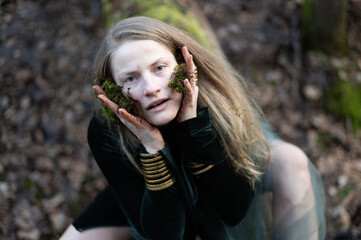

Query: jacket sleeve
171;108;254;226
87;116;185;239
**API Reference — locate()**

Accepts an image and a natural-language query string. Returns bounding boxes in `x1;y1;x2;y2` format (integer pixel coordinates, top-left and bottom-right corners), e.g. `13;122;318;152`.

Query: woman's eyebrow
123;70;138;75
118;67;139;75
150;58;167;67
116;70;138;80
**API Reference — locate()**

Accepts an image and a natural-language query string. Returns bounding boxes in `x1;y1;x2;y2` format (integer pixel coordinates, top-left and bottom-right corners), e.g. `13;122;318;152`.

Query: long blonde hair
92;16;270;187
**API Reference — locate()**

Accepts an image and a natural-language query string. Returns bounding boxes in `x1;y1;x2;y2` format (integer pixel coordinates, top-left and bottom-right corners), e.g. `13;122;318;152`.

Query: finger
183;79;194;99
118;108;149;130
182;46;196;74
188;55;195;75
182;50;197;86
98;94;119;113
184;78;191;90
189;77;196;87
185;78;196;90
93;85;105;95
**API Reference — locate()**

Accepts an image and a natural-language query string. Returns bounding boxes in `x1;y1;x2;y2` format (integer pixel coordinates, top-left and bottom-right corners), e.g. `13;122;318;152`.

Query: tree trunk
302;0;348;53
102;0;223;56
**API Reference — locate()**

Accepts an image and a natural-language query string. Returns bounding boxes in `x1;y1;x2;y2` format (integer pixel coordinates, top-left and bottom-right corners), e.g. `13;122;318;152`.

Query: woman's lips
147;99;169;112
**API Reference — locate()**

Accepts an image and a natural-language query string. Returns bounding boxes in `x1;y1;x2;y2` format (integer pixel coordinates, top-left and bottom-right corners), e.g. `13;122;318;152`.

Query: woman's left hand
176;46;199;122
93;85;165;154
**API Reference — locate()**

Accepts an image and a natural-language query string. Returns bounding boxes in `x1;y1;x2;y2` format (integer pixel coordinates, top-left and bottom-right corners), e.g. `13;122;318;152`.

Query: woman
60;16;326;239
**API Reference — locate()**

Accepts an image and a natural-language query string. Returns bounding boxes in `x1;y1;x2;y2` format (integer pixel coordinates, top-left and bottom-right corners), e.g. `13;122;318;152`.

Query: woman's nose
143;73;161;95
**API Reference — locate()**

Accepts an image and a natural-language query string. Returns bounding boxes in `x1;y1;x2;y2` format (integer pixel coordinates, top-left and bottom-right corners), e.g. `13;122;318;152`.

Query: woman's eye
126;76;135;82
155;65;164;72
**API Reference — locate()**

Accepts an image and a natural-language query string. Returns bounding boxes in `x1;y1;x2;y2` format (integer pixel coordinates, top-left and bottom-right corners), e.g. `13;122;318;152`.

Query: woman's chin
146;114;177;127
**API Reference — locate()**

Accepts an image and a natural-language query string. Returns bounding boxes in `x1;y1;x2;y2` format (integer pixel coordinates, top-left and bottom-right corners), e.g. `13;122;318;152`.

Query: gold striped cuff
192;165;214;175
145;173;172;184
186;161;214;175
141;160;166;168
144;169;170;179
143;165;168;175
142;162;167;171
146;177;176;191
140;155;163;163
140;152;160;158
140;152;175;191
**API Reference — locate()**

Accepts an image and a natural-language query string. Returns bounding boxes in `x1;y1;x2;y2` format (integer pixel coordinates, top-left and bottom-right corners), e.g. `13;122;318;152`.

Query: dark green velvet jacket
87;108;253;240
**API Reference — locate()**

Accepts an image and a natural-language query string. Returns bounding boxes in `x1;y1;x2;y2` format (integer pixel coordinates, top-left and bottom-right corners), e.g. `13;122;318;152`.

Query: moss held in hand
94;78;134;123
94;63;190;123
168;63;188;94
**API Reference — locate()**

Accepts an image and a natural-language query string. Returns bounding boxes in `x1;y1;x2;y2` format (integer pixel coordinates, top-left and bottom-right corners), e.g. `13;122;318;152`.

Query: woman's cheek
124;84;140;99
133;100;144;117
165;69;173;81
121;85;143;112
175;92;183;106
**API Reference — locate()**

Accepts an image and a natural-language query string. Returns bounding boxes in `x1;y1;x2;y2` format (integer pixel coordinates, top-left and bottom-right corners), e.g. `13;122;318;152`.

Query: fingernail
99;95;107;103
117;112;125;123
119;108;126;115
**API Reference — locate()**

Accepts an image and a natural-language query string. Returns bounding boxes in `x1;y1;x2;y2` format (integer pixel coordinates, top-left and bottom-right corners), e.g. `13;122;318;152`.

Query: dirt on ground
0;0;360;239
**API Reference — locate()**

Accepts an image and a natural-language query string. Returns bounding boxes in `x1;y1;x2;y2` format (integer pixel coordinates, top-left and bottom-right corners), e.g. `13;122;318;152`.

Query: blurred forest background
1;0;361;239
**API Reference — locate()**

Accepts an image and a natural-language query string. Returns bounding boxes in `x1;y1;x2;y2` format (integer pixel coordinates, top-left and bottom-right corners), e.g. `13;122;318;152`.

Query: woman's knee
270;140;311;205
59;224;133;240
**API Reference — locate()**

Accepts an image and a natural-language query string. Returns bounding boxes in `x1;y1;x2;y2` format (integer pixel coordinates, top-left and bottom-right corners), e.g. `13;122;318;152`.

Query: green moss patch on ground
324;77;361;132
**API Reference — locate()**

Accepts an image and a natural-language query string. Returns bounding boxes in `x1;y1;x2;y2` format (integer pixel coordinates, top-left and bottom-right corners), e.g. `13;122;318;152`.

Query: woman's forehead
110;40;176;75
113;40;173;61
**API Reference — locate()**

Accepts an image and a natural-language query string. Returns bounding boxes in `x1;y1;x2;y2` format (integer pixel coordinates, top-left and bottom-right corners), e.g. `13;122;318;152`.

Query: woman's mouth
147;99;169;111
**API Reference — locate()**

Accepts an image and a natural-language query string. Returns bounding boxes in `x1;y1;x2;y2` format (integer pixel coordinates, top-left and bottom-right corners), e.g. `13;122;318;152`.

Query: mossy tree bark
302;0;348;54
102;0;222;55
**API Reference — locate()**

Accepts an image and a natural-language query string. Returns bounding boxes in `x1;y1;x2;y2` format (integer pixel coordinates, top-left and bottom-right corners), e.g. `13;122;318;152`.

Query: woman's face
110;40;183;126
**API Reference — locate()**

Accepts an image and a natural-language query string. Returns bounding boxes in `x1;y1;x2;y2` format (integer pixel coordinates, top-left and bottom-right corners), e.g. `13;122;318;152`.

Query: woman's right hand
93;85;165;154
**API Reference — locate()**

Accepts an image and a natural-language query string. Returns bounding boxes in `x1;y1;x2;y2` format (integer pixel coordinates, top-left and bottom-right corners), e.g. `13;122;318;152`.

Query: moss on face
95;63;189;123
94;78;134;123
168;63;188;94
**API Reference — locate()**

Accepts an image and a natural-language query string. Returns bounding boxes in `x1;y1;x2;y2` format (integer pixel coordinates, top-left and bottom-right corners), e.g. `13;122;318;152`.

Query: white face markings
110;40;183;126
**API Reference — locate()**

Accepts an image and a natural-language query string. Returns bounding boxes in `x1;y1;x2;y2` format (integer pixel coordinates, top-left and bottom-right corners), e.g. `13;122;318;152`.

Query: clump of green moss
234;106;246;117
168;63;188;94
94;78;134;123
324;79;361;131
316;132;333;149
102;0;216;52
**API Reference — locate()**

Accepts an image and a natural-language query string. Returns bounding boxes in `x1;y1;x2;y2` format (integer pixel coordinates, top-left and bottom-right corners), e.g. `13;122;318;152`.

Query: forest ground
0;0;360;239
